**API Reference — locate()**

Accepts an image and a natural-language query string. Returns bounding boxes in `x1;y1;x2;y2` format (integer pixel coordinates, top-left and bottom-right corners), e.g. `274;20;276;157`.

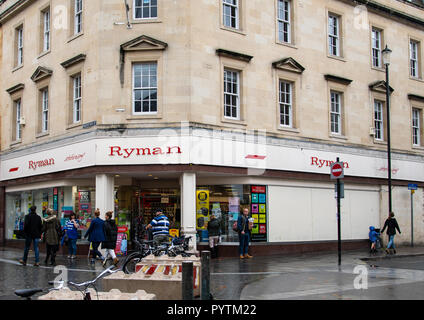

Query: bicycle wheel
122;252;144;274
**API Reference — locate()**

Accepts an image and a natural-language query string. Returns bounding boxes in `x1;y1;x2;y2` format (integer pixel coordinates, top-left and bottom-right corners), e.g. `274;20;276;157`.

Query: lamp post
382;45;392;214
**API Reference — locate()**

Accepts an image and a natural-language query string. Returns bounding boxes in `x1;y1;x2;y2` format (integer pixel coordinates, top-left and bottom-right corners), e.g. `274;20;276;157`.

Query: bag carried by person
232;221;239;232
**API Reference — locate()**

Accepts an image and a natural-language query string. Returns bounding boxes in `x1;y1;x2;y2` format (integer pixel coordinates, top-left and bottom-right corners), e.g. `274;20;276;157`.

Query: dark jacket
42;215;61;245
237;215;250;234
102;219;118;249
207;218;221;237
381;218;401;236
24;211;42;239
84;217;106;242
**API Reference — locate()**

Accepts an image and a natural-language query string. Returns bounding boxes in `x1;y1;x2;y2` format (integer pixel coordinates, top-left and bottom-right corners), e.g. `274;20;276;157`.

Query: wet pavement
1;246;424;300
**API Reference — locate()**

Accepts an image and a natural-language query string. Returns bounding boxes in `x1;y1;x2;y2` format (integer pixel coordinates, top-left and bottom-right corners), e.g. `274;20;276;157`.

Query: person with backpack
237;208;253;259
102;211;119;267
381;212;401;254
42;208;61;265
19;206;42;266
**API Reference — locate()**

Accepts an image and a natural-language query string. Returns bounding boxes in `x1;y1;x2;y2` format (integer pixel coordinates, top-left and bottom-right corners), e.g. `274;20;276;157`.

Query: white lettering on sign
28;158;55;170
108;146;182;158
310;156;349;169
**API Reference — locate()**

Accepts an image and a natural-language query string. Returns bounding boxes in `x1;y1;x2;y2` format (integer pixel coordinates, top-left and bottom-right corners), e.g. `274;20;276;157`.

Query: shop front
1;129;423;252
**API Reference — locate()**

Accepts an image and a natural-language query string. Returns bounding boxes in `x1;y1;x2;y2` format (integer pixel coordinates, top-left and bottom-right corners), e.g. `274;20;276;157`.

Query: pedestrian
42;208;61;265
146;210;170;246
102;211;119;267
381;212;401;254
207;213;221;258
19;206;42;266
84;208;105;263
237;208;253;259
368;226;380;255
64;212;80;259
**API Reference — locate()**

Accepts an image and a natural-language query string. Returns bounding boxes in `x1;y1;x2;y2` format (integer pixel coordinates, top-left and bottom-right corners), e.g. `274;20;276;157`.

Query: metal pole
201;251;211;300
386;63;392;214
182;261;193;300
337;157;341;266
411;191;414;247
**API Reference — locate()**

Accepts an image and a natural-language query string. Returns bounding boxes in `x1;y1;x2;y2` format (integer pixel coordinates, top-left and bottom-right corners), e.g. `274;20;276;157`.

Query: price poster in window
250;185;267;242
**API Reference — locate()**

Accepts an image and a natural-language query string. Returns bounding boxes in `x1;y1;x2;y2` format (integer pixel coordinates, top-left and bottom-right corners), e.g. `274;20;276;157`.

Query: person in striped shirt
146;210;170;246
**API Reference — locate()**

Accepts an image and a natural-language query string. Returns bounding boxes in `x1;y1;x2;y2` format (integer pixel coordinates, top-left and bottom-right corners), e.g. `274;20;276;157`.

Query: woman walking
42;208;61;265
84;208;105;263
64;212;80;259
381;212;401;254
102;211;119;267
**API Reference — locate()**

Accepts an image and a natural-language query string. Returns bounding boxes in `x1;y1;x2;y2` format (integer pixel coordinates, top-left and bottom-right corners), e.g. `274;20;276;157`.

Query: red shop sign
251;186;266;193
118;226;128;233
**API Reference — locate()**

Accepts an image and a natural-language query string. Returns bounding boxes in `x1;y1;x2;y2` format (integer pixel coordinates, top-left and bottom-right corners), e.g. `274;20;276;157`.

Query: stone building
0;0;423;255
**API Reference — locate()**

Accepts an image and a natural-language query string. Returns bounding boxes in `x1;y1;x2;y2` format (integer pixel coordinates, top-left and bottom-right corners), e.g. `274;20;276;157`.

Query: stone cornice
6;83;24;95
0;0;32;25
216;49;253;63
60;54;86;69
338;0;424;29
324;74;353;85
272;57;305;74
30;66;53;82
408;94;424;103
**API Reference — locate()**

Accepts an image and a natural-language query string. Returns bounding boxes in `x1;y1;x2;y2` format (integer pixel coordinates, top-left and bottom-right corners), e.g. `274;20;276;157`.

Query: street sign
330;162;344;179
408;183;418;190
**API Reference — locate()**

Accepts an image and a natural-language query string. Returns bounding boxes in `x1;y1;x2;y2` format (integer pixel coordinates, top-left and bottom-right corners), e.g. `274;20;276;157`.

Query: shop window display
196;185;267;243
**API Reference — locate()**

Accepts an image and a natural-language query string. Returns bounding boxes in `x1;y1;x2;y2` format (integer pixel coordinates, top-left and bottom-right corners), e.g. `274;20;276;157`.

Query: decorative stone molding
30;66;53;83
324;74;353;85
216;49;253;62
120;35;168;52
60;54;86;69
369;80;394;94
408;94;424;103
6;83;25;95
272;57;305;74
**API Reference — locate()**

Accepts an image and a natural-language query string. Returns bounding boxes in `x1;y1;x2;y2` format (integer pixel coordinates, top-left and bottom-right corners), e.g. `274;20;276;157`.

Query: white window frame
223;0;239;29
74;0;83;35
42;88;49;132
132;62;158;115
133;0;158;20
374;100;384;141
330;91;342;134
73;74;82;123
43;9;50;52
15;99;22;140
279;80;292;127
277;0;291;44
410;40;419;78
223;69;240;120
328;14;340;57
372;28;382;68
17;26;23;66
412;108;421;146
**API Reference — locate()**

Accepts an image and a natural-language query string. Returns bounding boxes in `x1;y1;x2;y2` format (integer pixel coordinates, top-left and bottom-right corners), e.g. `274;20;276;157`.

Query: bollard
201;251;210;300
182;261;193;300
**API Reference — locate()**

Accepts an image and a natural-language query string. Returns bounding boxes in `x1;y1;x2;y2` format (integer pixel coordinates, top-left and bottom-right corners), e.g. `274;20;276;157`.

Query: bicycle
14;265;120;300
121;236;193;274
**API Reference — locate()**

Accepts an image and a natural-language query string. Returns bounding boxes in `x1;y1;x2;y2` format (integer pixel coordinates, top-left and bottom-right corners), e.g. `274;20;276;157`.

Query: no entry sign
330;162;344;179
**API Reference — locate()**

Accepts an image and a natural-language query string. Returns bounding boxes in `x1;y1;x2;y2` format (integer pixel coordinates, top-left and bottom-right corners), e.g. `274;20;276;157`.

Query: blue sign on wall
408;184;418;190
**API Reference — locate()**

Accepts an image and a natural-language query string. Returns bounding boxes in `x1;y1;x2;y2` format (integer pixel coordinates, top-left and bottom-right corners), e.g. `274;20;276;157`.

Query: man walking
146;210;170;246
19;206;42;266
